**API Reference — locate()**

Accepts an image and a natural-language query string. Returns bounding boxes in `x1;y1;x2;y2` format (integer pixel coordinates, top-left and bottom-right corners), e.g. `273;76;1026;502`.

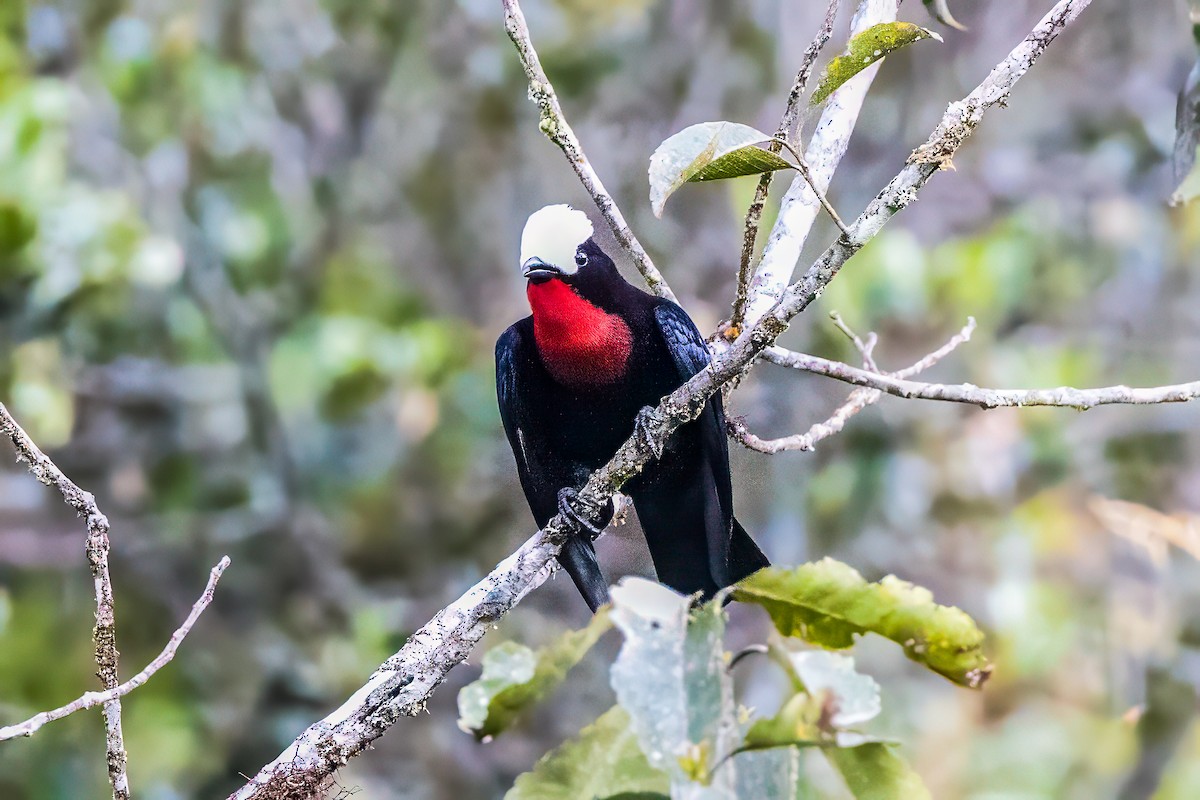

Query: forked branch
731;318;976;453
0;557;230;741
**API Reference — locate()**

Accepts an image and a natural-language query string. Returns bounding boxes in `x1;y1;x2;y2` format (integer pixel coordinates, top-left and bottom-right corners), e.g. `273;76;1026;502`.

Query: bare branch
730;0;840;335
830;311;879;371
502;0;675;302
0;557;230;741
230;2;1092;793
744;0;901;326
731;318;974;453
765;345;1200;410
0;402;130;798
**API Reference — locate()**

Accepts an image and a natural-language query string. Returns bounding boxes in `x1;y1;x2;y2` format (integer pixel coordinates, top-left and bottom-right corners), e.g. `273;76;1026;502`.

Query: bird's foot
557;487;607;538
634;406;667;459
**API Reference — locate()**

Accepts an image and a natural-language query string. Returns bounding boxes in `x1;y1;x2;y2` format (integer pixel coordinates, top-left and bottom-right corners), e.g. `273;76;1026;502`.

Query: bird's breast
527;280;633;387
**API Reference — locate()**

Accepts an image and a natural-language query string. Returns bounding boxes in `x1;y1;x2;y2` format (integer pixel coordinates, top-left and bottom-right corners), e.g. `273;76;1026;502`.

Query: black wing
496;320;563;524
496;321;610;610
652;302;767;587
652;303;736;579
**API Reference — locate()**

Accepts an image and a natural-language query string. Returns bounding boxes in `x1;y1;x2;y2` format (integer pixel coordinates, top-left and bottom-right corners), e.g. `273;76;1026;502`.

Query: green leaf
742;693;825;752
458;609;612;739
0;200;36;257
1173;60;1200;205
733;559;992;688
922;0;967;31
648;122;794;217
505;706;670;800
811;22;943;106
826;743;932;800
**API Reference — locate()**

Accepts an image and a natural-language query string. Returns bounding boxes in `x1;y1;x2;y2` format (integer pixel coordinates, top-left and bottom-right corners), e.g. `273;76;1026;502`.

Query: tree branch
743;0;901;327
0;402;130;798
229;1;1093;794
0;556;229;741
502;0;676;302
730;0;840;335
731;317;974;453
764;345;1200;410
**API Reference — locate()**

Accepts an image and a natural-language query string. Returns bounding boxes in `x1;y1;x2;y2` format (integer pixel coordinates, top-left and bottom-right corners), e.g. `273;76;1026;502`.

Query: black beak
522;257;561;282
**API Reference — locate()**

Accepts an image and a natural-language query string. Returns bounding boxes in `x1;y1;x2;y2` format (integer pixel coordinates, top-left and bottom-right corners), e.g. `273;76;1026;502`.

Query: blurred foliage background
0;0;1199;797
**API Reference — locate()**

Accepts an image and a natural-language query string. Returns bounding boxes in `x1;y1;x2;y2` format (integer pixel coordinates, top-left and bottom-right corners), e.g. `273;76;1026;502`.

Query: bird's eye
575;251;588;267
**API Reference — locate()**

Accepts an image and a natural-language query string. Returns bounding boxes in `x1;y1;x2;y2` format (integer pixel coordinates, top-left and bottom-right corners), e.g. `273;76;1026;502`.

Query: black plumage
496;216;768;611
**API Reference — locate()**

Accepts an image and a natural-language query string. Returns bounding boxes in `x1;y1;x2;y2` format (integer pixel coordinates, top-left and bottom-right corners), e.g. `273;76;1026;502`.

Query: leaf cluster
457;561;992;799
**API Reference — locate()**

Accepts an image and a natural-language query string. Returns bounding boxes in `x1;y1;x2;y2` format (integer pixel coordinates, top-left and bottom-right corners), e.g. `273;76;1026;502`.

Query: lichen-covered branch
731;318;975;453
764;345;1200;410
502;0;675;302
229;1;1092;795
0;557;229;741
730;0;840;335
0;402;130;799
743;0;901;327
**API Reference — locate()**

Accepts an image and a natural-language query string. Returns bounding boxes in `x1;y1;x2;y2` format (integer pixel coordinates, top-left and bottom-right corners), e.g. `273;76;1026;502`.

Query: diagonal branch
229;1;1093;795
503;0;676;302
0;402;130;799
0;556;230;741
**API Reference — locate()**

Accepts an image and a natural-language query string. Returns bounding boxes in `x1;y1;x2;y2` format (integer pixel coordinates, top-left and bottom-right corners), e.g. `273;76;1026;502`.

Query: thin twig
730;0;840;336
230;2;1094;794
772;137;852;237
0;557;231;741
0;403;130;798
764;342;1200;410
731;318;974;453
830;311;879;371
502;0;675;302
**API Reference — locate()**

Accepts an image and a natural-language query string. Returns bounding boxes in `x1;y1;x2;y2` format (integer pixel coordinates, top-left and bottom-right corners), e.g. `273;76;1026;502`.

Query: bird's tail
558;535;611;612
727;517;770;584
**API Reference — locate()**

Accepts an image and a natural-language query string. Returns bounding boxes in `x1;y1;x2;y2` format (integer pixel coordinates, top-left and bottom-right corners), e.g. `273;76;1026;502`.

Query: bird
495;203;769;611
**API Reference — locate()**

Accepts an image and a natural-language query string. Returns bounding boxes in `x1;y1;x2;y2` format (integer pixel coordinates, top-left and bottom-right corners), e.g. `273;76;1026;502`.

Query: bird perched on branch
496;204;769;611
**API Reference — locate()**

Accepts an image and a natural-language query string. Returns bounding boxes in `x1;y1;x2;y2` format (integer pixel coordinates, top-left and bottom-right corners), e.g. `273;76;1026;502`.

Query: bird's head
519;204;616;290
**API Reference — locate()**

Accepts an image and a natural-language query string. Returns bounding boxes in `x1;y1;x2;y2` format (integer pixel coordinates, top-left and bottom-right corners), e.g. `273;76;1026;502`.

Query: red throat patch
527;279;633;387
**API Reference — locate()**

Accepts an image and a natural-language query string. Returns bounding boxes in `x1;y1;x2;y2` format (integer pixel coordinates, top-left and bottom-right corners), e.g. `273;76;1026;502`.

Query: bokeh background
1;0;1199;797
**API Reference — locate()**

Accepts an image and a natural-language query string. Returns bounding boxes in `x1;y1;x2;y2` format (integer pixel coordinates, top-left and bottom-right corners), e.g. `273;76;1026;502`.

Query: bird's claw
558;487;606;538
634;406;666;460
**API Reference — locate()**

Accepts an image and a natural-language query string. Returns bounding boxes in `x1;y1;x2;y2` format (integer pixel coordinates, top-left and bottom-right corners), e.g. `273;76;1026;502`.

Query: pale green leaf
787;650;881;728
609;579;738;798
826;743;932;800
1173;60;1200;205
733;748;804;800
733;559;992;688
649;122;794;217
741;693;825;752
458;608;612;739
812;23;943;105
505;706;670;800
